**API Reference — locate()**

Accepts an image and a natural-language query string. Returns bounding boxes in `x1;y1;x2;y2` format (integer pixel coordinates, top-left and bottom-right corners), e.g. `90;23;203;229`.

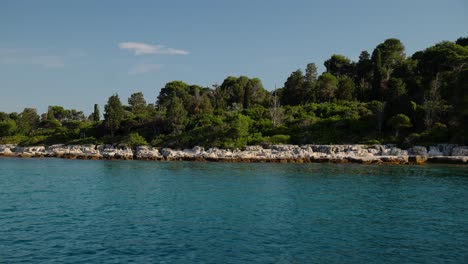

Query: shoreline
1;144;467;165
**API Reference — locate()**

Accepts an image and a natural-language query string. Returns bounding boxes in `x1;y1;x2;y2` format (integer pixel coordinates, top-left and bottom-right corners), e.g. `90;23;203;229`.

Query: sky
1;0;467;115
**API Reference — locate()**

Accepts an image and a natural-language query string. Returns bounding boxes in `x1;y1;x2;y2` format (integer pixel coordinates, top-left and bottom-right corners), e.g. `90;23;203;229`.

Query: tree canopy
1;36;467;147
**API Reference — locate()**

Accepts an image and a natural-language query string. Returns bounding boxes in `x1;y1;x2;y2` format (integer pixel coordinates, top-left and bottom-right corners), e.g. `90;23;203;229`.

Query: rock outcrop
0;144;467;165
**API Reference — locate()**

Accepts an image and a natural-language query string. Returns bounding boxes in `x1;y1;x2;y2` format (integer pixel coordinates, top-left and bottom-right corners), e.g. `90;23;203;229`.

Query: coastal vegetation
1;37;467;148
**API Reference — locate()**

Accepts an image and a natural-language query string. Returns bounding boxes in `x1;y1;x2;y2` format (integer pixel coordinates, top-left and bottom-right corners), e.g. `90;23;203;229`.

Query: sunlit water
0;158;467;263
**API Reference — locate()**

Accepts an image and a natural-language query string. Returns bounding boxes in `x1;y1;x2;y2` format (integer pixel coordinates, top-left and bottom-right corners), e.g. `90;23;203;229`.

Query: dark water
0;158;467;263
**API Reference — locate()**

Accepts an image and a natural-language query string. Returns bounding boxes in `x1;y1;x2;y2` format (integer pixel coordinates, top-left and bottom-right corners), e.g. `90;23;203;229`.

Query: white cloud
118;42;189;55
128;63;162;75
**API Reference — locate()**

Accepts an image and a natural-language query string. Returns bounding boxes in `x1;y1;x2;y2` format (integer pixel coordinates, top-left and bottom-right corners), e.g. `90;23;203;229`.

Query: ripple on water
0;159;467;263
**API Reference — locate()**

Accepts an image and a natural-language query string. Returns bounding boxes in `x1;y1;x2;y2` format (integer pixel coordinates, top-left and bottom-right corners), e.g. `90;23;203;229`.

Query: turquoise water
0;158;467;263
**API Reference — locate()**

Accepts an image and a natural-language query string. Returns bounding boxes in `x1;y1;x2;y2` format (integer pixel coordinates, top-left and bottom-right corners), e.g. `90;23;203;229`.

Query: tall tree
372;48;385;100
157;81;191;109
104;94;124;141
356;51;372;101
166;95;188;135
324;54;354;77
92;104;100;122
372;38;406;100
128;92;147;115
219;76;267;109
305;63;318;82
269;88;283;127
317;72;338;102
337;76;356;100
17;108;40;135
421;74;447;129
368;101;386;133
281;70;307;106
47;106;55;120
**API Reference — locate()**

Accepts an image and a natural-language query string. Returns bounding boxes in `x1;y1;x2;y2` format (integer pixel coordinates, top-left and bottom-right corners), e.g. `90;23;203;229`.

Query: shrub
122;132;148;148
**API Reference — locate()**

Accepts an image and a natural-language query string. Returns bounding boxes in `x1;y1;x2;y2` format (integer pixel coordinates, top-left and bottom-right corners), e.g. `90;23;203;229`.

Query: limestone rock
428;146;443;157
408;146;428;156
451;147;468;156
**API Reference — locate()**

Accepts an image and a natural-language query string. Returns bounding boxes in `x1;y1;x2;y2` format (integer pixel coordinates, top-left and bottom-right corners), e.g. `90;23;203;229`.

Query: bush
19;135;48;146
67;137;98;145
264;134;290;144
0;135;27;144
151;135;167;147
121;132;148;148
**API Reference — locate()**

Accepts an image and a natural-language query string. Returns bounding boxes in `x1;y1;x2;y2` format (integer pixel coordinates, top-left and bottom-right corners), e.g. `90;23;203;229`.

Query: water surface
1;158;467;263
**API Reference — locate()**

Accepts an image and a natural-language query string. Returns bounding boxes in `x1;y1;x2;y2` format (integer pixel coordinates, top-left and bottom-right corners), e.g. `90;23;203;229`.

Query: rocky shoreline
1;144;467;165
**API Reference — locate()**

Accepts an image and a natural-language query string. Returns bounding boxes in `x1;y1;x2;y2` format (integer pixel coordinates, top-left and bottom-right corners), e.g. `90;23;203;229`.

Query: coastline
1;144;467;165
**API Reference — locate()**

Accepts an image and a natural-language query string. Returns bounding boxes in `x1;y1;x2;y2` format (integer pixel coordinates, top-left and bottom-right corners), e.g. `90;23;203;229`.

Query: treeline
1;37;467;148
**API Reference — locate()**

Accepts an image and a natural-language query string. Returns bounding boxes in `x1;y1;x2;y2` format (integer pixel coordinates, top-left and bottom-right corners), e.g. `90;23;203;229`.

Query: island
1;37;467;159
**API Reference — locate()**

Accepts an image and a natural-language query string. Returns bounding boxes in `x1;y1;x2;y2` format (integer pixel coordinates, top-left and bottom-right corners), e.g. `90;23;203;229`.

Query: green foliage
219;76;268;109
414;123;449;144
317;73;338;102
1;37;466;147
166;95;188;135
281;70;307;106
222;113;252;149
104;94;124;140
0;119;17;136
263;134;290;144
128;92;147;115
337;76;355;100
92;104;100;122
388;114;412;137
324;54;353;77
122;132;148;148
16;108;40;135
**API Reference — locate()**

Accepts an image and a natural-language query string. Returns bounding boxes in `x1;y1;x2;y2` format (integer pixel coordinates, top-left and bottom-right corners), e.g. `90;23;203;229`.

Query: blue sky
1;0;467;115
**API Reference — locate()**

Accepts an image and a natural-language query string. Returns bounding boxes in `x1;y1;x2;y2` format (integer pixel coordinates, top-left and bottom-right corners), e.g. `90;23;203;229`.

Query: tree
337;76;356;100
166;95;188;135
92;104;100;122
104;94;124;141
317;72;338;102
48;106;68;122
421;74;447;129
414;41;468;77
281;70;307;106
388;114;412;137
0;119;17;136
372;48;385;100
324;54;353;77
17;108;39;135
224;113;252;148
372;38;406;100
128;92;147;115
47;106;55;120
368;101;386;133
356;51;372;101
374;38;406;71
269;89;283;127
387;77;407;102
219;76;267;109
190;85;213;116
69;109;86;121
157;81;191;109
305;63;318;82
455;37;468;47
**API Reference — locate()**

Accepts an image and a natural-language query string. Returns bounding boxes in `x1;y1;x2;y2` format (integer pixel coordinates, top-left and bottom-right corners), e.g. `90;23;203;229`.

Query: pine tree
104;94;124;141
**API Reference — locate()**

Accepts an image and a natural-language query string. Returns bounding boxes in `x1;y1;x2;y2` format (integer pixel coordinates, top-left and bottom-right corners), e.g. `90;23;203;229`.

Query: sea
0;158;467;263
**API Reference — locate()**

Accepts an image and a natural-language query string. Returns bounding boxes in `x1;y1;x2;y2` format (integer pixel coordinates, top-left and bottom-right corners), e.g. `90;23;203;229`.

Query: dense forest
1;37;467;148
